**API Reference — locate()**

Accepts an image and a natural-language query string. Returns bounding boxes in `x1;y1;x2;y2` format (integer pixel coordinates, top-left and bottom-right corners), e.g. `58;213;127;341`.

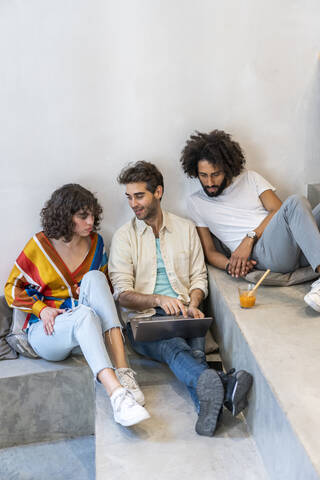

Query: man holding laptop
108;161;252;437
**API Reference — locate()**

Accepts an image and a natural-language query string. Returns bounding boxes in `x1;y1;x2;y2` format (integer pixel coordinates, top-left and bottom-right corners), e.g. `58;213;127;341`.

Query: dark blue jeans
126;309;208;412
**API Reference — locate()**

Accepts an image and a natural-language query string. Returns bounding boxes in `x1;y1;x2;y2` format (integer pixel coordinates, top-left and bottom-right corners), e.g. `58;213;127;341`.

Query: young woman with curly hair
5;184;150;427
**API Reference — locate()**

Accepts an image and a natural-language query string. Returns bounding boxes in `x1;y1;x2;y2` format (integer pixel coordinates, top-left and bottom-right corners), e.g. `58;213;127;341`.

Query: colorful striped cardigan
5;232;108;330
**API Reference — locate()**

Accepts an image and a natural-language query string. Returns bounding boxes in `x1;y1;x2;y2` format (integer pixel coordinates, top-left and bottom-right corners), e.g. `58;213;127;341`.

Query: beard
133;199;159;221
201;177;228;198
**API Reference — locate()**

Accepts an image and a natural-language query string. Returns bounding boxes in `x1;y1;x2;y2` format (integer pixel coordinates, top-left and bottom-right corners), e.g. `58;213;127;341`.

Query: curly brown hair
117;161;164;197
180;130;246;182
40;184;103;242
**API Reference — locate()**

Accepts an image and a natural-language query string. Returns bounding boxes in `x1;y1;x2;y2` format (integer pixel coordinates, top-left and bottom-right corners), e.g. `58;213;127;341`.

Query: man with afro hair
181;129;320;312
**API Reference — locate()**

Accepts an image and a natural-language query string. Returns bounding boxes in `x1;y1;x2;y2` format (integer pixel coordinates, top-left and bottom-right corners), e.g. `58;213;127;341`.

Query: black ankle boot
218;368;253;416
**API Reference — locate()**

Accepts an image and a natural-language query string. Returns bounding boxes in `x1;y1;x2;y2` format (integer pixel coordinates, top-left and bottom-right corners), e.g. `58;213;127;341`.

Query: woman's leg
98;368;123;396
79;271;145;404
28;306;114;379
79;271;128;368
105;328;127;368
28;307;150;426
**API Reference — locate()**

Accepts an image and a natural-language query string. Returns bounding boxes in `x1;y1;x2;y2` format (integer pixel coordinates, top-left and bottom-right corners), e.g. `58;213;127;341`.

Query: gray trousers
252;195;320;273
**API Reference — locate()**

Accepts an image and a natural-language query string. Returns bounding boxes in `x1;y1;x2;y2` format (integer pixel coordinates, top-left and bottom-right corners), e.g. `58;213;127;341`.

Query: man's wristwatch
246;231;257;242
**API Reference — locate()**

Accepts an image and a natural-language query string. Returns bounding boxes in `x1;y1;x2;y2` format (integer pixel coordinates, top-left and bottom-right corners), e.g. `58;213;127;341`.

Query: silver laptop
130;315;213;342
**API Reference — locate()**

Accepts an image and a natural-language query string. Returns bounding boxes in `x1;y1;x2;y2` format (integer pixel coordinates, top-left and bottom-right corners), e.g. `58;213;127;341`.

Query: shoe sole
115;409;150;427
195;369;224;437
304;293;320;312
231;371;253;416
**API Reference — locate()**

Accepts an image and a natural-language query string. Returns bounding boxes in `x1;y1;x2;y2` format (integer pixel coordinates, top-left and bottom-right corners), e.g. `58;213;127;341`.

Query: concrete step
95;349;268;480
206;266;320;480
0;355;95;448
0;436;95;480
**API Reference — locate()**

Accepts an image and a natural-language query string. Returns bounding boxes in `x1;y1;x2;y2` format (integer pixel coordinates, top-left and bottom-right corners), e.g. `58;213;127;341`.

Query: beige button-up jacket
108;210;208;322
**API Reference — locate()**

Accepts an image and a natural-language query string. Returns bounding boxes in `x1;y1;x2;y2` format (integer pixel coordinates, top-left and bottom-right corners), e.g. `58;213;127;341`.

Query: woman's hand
40;307;65;335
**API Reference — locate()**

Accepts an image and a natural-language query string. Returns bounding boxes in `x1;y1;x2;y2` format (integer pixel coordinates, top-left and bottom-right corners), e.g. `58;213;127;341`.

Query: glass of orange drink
238;284;256;308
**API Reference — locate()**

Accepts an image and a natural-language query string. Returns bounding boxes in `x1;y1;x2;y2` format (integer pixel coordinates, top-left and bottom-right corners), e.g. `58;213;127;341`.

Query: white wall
1;0;320;289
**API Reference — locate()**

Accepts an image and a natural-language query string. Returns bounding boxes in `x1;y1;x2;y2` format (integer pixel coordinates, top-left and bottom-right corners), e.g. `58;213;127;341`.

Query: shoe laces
219;368;235;382
118;368;138;390
113;389;136;413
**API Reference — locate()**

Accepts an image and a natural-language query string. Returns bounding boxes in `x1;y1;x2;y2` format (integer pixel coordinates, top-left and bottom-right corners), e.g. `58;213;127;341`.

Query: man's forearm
254;189;282;240
205;250;230;271
119;290;159;310
228;209;281;278
189;288;204;308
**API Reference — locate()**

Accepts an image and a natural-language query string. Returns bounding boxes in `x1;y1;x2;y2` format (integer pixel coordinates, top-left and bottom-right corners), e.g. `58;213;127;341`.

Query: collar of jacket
134;210;173;236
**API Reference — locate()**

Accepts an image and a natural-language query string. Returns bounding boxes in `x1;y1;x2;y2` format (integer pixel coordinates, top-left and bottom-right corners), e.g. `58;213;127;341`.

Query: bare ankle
109;385;122;398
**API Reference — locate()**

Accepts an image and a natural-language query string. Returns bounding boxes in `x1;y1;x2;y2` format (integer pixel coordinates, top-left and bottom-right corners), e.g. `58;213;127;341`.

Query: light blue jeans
28;271;122;378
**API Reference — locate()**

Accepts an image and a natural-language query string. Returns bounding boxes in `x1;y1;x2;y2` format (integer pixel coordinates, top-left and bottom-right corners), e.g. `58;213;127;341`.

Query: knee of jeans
81;270;107;288
160;337;191;361
191;349;206;361
284;194;308;211
73;303;96;316
74;305;101;331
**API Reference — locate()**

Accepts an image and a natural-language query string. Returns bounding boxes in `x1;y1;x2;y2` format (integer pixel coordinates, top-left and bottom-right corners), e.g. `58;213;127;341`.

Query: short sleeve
187;195;208;228
248;171;275;197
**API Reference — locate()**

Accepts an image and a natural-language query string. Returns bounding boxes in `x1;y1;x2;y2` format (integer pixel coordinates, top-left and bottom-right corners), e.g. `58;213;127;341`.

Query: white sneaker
116;368;145;406
110;387;150;427
304;278;320;312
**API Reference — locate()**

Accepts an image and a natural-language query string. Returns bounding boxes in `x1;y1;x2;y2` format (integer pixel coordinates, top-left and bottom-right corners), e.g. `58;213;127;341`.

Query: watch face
247;231;257;239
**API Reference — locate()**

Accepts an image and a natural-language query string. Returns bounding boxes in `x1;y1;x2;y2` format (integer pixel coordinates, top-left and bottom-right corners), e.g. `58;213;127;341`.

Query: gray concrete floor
96;353;268;480
0;341;268;480
0;436;95;480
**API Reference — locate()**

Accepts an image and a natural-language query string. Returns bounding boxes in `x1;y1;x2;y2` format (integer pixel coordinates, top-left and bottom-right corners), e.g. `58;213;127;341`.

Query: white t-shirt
187;170;275;252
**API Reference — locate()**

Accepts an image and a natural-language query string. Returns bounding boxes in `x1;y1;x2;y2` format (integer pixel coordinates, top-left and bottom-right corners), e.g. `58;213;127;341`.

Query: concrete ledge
206;266;320;480
0;356;95;448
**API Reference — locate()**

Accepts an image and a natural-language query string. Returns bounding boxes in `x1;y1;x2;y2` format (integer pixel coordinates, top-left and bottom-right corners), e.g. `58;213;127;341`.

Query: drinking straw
248;269;271;296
